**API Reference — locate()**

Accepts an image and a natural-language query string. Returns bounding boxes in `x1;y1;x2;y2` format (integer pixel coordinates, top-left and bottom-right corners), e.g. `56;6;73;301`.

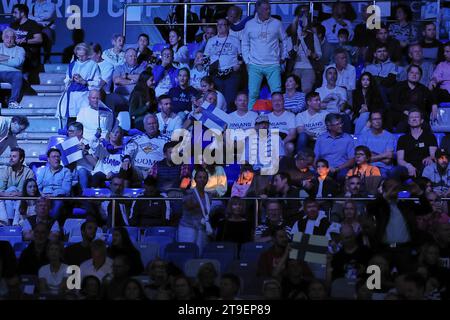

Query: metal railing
0;195;440;230
121;0;442;44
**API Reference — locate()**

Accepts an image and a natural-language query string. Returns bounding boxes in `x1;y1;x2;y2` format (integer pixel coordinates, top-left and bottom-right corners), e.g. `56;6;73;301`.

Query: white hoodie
242;14;288;66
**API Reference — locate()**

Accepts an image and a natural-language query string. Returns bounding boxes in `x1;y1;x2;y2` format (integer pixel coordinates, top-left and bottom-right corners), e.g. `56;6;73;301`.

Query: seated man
323;48;356;96
291;198;330;236
64;219;98;266
296;92;329;151
108;48;146;113
420;22;443;63
390;64;437;133
80;239;113;281
18;223;49;275
154;141;183;192
0;28;25;108
422;148;450;197
397;109;437;177
254;200;292;243
363;43;404;105
399;44;435;87
267;92;297;156
257;226;291;278
314;113;355;181
99;175;131;227
124;114;166;181
357;111;397;178
227;92;258;131
168;68;199;115
76;89;114;142
304;158;340;199
0;147;35;225
22;197;60;241
365;24;402;64
101;34;125;68
277;150;315;190
0;116;29;158
36;148;72;220
67;122;97;189
153;48;179;98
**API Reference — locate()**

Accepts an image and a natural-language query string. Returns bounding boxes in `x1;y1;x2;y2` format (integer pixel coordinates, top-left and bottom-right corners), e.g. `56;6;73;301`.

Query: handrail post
309;1;314;23
111;199;116;229
247;1;251;17
254;199;259;231
437;0;441;40
184;3;188;46
122;2;127;39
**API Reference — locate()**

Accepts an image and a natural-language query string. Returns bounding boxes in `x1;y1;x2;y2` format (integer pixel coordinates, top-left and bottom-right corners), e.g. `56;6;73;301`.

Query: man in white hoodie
241;0;288;110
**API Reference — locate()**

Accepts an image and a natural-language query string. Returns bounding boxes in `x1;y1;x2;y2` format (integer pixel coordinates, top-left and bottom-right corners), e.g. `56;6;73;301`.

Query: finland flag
192;102;231;131
55;137;83;166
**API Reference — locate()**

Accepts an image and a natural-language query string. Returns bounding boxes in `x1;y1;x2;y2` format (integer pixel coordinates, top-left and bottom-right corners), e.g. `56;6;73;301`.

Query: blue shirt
314;132;355;168
168;86;199;114
357;130;396;170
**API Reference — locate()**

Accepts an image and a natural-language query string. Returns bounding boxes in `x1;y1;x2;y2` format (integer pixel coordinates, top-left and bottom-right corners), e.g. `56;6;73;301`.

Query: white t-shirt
204;35;241;70
190;67;208;91
295;109;329;138
156;112;183;140
80;258;113;281
227;111;258;131
38;264;69;295
98;60;114;94
268;111;296;135
155;73;173;98
315;85;347;113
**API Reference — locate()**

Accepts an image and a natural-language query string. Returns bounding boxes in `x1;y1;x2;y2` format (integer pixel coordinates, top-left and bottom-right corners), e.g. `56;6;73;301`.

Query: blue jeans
77;168;92;189
214;71;240;112
0;71;23;103
247;64;281;110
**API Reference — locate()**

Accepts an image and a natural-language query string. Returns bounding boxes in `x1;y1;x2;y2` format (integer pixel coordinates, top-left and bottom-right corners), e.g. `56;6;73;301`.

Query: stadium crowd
0;0;450;300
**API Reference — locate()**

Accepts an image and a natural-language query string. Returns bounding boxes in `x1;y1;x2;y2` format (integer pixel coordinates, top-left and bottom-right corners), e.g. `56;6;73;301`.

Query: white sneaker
8;101;21;109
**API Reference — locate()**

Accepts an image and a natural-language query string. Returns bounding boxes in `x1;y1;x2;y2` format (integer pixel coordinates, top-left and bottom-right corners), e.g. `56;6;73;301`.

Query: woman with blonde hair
57;42;101;125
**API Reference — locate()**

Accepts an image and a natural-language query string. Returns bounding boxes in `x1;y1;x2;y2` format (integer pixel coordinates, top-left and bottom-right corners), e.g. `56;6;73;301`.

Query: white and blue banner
192;102;230;131
55;137;83;166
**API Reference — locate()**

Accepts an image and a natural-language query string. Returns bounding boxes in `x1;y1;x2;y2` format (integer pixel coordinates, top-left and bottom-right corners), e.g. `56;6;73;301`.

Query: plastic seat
0;235;23;247
202;242;237;272
240;242;271;261
82;188;111;197
308;263;327;280
20;275;39;295
226;260;260;295
144;226;177;239
141;235;174;256
164;242;199;270
63;218;85;235
123;188;144;197
184;258;221;279
0;226;23;236
13;241;29;258
137;242;161;268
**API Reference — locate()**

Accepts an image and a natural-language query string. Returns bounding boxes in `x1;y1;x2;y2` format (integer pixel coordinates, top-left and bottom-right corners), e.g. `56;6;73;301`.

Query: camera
148;55;161;65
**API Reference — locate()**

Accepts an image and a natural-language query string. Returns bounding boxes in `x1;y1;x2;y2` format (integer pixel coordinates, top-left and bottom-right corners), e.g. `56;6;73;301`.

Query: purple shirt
432;61;450;94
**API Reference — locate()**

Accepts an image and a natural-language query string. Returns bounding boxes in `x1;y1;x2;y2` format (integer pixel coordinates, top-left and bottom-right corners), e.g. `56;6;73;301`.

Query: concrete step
44;64;68;74
20;95;61;109
17;132;58;140
31;84;65;94
1;107;56;116
16;140;49;158
25;116;61;133
39;73;66;85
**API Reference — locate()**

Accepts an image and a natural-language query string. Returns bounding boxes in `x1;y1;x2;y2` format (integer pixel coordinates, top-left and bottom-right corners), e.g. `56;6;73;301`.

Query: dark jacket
129;194;167;227
18;241;49;275
366;195;432;247
306;176;340;198
352;87;384;120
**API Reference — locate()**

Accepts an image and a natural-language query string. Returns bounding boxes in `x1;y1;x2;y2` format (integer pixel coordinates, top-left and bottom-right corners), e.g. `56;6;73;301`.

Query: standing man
204;18;241;111
420;22;443;63
10;3;43;85
242;0;287;110
29;0;56;64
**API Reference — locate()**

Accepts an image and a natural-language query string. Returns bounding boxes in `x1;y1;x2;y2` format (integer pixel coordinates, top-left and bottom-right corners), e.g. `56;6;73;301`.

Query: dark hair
69;121;84;133
221;273;241;293
12;4;29;16
10;147;25;163
306;91;320;102
80;275;102;298
111;227;136;251
138;33;149;42
403;273;426;291
394;4;413;22
169;29;184;46
285;74;301;91
423;21;436;29
265;199;282;210
408;107;423;119
325;113;342;125
201;76;214;86
303;197;319;207
255;0;270;9
81;219;97;233
11;116;30;129
313;23;326;37
163;141;178;153
161;47;174;57
334;47;348;57
407;64;423;76
274;172;291;185
158;94;171;105
355;145;372;161
91;43;102;54
47;148;61;158
337;28;349;37
122;278;148;300
271;91;283;99
369;109;384;120
194;167;209;180
374;42;388;51
316;158;329;168
143;175;158;187
225;197;247;219
133;68;157;110
178;67;191;78
19;178;40;216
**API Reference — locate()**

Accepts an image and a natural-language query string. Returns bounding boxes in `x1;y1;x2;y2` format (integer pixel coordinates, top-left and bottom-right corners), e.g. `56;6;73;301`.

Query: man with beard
422;149;450;196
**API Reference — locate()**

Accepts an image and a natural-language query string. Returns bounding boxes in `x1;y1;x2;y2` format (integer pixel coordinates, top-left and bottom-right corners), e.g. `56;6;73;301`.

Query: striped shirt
284;92;306;114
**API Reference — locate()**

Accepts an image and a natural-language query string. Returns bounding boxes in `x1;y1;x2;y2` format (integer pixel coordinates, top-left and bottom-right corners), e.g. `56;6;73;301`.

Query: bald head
88;89;100;109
